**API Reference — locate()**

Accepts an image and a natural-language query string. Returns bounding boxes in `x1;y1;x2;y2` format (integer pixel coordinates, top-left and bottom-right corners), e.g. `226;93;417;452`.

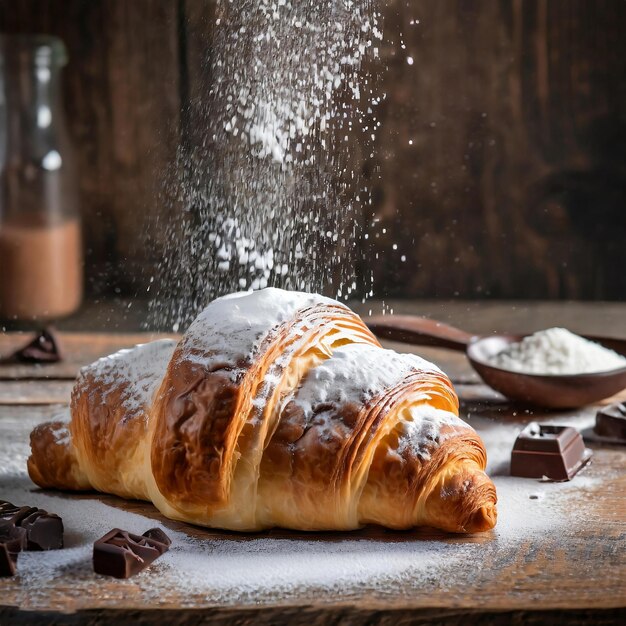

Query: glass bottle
0;35;82;320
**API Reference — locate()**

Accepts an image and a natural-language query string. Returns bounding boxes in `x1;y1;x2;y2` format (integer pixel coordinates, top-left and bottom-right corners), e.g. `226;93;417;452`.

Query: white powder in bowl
489;327;626;375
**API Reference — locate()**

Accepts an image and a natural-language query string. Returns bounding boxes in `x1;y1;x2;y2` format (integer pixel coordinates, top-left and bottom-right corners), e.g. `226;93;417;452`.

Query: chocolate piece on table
3;327;62;363
0;500;64;550
93;528;171;579
510;423;592;481
0;522;28;577
142;527;172;547
594;403;626;442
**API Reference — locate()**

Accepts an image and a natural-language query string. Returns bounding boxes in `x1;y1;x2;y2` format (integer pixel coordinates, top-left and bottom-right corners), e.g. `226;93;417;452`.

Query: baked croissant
28;288;497;533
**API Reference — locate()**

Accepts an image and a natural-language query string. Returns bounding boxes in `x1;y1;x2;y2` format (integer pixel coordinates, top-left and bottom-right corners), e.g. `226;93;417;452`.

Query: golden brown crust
258;364;495;532
27;290;497;534
419;432;498;533
150;362;241;506
150;302;380;512
28;421;90;491
70;369;150;499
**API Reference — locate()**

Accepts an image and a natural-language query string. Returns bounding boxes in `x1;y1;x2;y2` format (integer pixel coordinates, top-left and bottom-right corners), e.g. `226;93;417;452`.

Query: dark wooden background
1;0;625;300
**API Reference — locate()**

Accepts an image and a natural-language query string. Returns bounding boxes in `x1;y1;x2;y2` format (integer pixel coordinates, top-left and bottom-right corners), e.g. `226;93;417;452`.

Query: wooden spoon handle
366;315;475;352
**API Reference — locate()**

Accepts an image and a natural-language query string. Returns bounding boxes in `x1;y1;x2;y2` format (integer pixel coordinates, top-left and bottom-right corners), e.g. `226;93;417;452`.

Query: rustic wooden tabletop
1;302;625;625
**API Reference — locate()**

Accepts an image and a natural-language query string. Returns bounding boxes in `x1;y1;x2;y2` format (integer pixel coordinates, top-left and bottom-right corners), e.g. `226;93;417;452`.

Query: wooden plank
5;297;626;338
380;341;479;384
103;0;181;291
0;330;476;384
180;0;218;144
3;296;626;383
456;383;626;421
0;606;624;626
5;297;624;336
1;1;624;302
0;0;181;297
353;300;626;339
0;382;624;621
364;299;626;385
1;306;625;622
0;380;74;405
0;332;178;380
361;0;626;300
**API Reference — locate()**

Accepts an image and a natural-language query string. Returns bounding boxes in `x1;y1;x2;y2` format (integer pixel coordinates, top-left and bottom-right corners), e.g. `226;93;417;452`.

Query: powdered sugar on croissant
28;288;497;533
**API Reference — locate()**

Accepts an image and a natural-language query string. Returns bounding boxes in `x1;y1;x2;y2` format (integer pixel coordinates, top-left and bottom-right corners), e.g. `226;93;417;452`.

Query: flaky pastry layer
28;288;497;533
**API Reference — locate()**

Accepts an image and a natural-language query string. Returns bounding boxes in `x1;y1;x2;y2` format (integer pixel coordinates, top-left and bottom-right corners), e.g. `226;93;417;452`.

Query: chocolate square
510;423;592;481
93;528;171;579
10;328;62;363
594;403;626;442
0;522;27;577
0;501;64;550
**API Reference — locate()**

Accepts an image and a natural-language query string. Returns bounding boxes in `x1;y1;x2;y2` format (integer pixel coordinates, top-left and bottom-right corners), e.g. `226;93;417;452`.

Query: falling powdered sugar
149;0;383;331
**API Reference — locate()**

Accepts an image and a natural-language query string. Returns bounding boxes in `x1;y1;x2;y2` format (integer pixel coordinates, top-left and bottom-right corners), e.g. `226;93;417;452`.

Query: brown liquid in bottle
0;216;83;320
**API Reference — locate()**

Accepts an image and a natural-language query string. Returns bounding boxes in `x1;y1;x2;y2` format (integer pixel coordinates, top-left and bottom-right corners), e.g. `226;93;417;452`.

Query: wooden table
1;302;625;625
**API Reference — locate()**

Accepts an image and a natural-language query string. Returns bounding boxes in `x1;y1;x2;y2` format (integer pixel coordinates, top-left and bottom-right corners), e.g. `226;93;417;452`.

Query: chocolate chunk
510;423;592;481
141;527;172;547
0;500;64;550
93;528;171;579
2;328;62;364
21;510;64;550
594;403;626;442
0;522;28;577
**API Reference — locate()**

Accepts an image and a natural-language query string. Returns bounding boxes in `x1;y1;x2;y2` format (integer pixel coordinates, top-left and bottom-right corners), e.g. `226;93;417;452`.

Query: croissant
28;288;497;533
